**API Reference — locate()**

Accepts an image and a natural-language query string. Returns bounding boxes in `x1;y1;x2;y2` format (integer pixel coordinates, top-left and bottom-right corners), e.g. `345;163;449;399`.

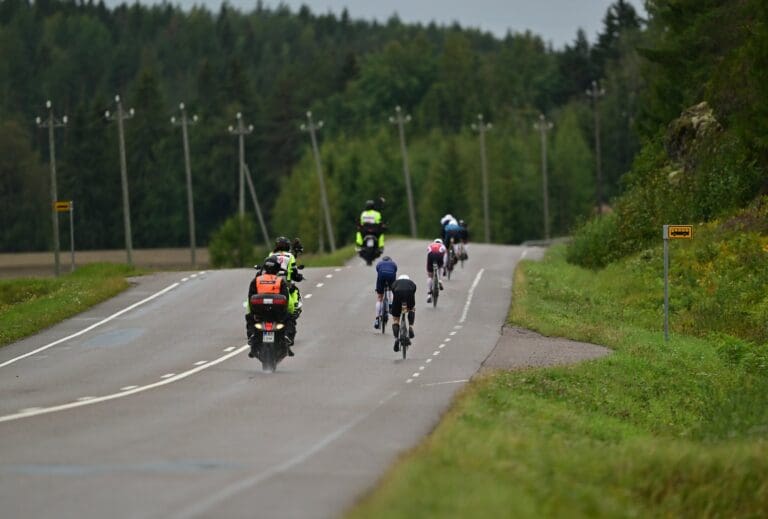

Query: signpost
55;201;75;272
663;224;693;341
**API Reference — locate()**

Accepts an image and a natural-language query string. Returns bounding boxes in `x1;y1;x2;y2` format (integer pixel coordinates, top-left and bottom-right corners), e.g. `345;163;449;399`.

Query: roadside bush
208;215;258;268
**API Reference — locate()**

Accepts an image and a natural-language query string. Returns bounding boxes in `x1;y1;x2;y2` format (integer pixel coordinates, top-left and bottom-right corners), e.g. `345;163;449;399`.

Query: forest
0;0;644;253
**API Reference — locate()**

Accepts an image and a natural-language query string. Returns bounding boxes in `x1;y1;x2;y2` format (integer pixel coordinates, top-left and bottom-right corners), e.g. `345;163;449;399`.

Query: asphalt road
0;239;541;519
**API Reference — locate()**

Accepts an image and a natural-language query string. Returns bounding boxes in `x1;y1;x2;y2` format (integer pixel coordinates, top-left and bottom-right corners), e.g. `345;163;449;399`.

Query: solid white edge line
458;269;485;324
421;379;469;387
194;361;207;366
521;249;529;259
0;344;248;424
161;373;175;379
0;282;181;370
120;386;138;391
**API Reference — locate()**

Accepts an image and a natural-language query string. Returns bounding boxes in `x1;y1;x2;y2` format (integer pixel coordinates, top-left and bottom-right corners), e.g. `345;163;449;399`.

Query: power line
171;102;199;267
35;100;67;276
105;95;135;266
389;106;417;237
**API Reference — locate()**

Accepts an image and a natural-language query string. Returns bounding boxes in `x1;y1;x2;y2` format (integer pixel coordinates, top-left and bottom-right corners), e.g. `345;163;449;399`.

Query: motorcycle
358;224;383;266
248;290;291;372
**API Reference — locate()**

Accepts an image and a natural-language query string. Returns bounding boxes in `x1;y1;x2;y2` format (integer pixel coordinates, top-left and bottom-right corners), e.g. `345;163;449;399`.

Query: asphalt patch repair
481;326;611;372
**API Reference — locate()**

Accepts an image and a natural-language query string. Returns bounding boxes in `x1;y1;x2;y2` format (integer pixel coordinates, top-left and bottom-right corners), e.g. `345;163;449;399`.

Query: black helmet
382;256;392;262
275;236;291;252
263;255;281;275
365;199;375;210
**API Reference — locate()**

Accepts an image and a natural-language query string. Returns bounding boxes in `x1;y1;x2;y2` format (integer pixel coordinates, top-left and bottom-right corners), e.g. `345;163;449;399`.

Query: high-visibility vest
255;274;282;294
360;210;381;225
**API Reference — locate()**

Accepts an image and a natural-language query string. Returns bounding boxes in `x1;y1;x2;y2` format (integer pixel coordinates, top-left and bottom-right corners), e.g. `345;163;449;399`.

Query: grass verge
347;245;768;518
0;263;143;348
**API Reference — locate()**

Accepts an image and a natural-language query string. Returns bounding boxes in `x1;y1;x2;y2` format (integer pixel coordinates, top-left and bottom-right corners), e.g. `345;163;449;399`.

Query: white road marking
445;338;452;342
316;283;324;288
458;269;485;324
0;344;249;424
406;379;413;384
454;325;463;329
412;372;420;378
182;277;189;282
169;391;399;519
19;407;43;413
224;347;236;352
438;343;446;348
0;282;180;369
433;351;440;356
161;373;175;379
76;396;96;402
199;271;206;275
325;274;333;279
421;379;469;387
304;294;313;299
194;361;207;366
419;366;425;371
190;274;198;278
426;359;432;363
334;268;342;272
449;331;457;336
120;386;139;391
522;249;529;259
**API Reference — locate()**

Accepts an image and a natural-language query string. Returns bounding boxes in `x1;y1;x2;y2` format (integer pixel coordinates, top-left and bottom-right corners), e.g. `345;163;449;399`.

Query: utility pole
389;106;417;237
243;163;271;249
228;112;253;218
171;103;199;267
471;114;492;243
586;80;606;213
301;111;336;252
105;95;135;266
534;113;554;240
35;100;67;276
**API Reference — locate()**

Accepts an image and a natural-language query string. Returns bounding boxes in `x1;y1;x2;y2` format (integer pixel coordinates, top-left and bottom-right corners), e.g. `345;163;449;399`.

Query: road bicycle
430;262;440;308
379;282;392;335
446;239;457;280
456;241;467;269
398;302;410;359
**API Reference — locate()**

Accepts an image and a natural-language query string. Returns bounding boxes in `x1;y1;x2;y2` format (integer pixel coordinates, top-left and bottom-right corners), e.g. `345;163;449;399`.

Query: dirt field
0;248;209;278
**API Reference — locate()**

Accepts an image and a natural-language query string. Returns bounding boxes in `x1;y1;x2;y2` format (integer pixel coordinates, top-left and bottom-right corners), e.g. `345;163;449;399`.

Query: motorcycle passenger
390;274;417;352
356;199;385;251
246;255;294;358
374;256;398;329
426;239;446;304
268;236;304;344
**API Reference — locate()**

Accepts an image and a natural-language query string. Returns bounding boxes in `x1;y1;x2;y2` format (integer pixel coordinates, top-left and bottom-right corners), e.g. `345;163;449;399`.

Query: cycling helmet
434;238;444;245
459;219;466;226
275;236;291;252
382;256;392;262
365;199;375;210
398;274;410;280
262;255;281;275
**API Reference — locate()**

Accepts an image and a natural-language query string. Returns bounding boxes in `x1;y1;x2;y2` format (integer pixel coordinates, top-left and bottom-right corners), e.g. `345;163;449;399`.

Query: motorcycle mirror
297;264;305;270
253;264;261;270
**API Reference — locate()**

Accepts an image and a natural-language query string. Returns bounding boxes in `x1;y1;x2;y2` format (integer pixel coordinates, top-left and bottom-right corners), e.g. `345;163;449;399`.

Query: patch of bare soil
481;326;611;372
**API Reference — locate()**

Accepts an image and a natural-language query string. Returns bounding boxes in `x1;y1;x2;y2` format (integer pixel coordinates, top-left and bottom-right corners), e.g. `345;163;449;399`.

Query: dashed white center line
316;283;324;288
77;396;96;402
304;294;313;299
406;379;413;384
182;277;189;282
120;385;139;391
325;274;333;279
334;268;342;272
445;338;452;342
454;325;463;329
419;366;425;371
433;351;440;356
426;359;432;363
190;274;198;278
194;361;207;366
412;372;420;378
224;347;236;352
161;373;175;379
449;331;457;336
439;344;446;349
199;271;207;275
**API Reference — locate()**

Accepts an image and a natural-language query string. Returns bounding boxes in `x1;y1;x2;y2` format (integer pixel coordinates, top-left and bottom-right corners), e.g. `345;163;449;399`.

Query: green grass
0;263;143;348
348;245;768;518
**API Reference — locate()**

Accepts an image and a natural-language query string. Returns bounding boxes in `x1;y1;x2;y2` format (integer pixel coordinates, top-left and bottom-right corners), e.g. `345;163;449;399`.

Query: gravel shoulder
481;326;611;372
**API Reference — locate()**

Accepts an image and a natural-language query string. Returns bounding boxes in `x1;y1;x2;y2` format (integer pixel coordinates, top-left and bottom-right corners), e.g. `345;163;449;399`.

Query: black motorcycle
358;224;384;266
249;292;291;372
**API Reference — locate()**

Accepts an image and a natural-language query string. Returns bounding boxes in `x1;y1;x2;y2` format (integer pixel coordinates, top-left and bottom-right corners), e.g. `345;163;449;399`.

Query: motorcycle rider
268;236;304;345
246;255;294;358
356;199;385;251
426;239;446;304
374;255;398;329
390;274;416;352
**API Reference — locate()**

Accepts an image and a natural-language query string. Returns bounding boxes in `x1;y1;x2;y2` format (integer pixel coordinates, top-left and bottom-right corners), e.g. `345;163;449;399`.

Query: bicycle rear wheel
381;292;389;334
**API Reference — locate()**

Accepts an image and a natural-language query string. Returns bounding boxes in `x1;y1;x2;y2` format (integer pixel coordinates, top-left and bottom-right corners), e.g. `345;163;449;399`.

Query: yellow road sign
667;225;692;239
54;201;72;212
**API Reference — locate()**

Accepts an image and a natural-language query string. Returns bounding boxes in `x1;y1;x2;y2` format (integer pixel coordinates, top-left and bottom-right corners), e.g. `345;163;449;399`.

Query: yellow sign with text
667;225;693;239
54;201;72;212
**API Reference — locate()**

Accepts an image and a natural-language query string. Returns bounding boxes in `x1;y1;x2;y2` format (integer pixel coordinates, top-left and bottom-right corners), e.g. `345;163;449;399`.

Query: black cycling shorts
426;252;444;273
391;290;415;317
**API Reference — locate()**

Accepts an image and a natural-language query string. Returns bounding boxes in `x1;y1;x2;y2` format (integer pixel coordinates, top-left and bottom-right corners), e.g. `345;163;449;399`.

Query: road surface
0;239;541;518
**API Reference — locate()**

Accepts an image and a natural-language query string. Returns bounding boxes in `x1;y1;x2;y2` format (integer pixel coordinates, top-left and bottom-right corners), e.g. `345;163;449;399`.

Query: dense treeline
0;0;643;252
568;0;768;268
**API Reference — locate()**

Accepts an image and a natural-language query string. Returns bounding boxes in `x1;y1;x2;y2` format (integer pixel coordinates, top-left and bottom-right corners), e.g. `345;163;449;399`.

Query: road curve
0;239;541;518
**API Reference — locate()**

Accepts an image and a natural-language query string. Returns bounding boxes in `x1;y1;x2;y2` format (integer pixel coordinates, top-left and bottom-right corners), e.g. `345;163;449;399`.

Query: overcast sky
107;0;647;48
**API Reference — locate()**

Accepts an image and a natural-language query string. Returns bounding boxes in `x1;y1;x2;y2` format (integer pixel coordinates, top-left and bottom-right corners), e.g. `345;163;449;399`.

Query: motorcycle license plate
263;332;275;343
366;238;374;247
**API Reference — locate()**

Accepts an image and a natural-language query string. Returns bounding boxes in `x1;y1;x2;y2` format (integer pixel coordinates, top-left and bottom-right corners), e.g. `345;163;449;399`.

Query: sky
106;0;647;48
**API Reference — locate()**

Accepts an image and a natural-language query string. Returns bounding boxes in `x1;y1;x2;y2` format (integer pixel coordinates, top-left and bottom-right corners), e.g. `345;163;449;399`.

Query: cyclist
356;199;385;251
246;255;294;358
426;239;446;304
374;255;398;329
268;236;304;345
440;214;457;243
390;274;416;352
457;219;469;260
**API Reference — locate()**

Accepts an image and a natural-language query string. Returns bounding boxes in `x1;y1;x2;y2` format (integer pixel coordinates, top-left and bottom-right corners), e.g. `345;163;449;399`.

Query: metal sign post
663;224;693;341
55;201;75;272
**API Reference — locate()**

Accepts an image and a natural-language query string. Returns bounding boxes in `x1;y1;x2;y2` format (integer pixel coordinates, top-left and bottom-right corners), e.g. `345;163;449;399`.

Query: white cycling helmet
434;238;444;245
398;274;410;280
